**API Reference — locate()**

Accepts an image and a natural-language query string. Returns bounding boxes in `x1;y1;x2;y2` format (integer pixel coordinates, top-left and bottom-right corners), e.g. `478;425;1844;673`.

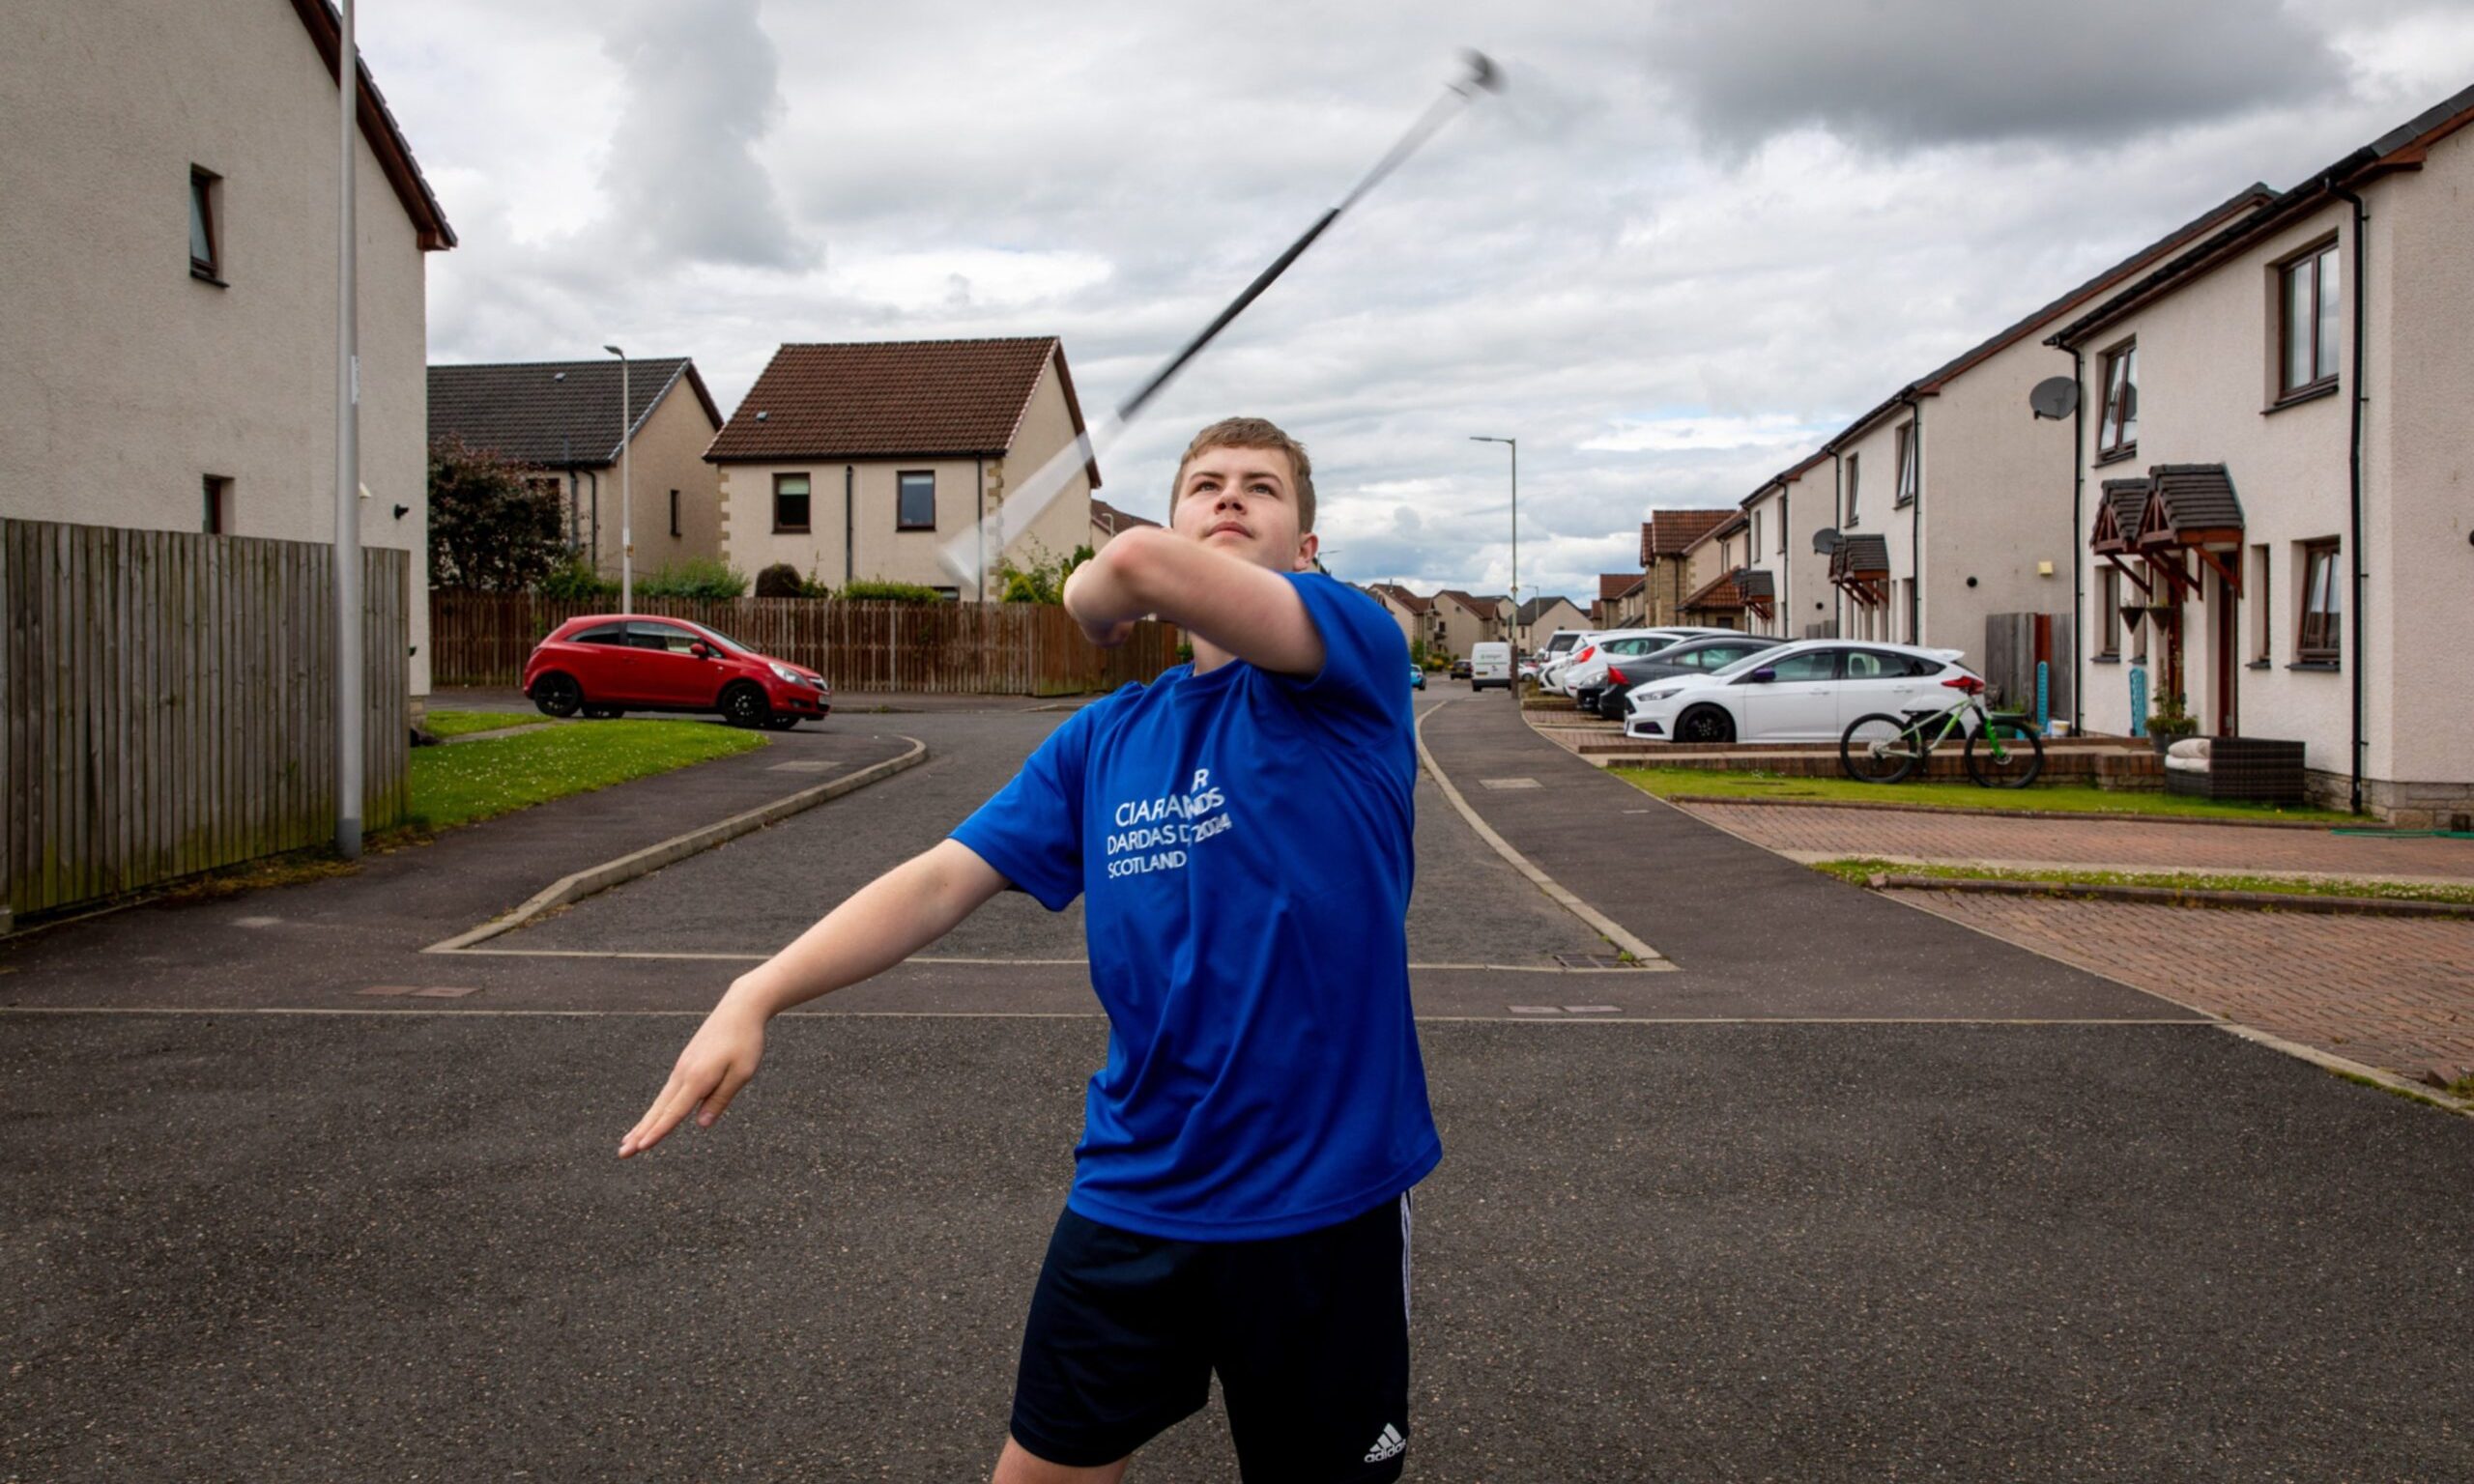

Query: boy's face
1170;444;1318;573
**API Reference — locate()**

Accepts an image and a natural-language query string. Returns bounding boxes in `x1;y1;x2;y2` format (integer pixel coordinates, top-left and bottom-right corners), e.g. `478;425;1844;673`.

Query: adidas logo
1364;1423;1406;1463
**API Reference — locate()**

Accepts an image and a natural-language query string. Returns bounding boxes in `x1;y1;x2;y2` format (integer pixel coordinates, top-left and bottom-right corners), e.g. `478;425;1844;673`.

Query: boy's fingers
620;1075;698;1156
698;1067;752;1127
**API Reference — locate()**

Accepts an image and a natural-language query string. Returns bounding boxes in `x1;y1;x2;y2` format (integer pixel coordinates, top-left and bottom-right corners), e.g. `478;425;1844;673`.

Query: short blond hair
1172;417;1316;533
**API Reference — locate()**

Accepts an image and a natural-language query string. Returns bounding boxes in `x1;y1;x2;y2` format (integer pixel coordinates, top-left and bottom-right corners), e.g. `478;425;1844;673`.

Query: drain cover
1551;953;1642;970
1478;778;1542;790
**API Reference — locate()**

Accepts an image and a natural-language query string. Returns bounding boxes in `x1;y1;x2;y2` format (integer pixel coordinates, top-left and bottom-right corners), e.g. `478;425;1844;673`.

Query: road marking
1478;777;1542;790
1414;701;1673;970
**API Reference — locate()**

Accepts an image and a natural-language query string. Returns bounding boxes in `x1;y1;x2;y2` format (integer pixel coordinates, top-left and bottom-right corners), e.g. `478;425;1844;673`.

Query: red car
522;614;831;729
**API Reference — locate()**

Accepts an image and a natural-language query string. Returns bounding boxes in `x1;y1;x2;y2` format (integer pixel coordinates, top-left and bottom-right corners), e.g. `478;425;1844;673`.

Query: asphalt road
4;692;2471;1480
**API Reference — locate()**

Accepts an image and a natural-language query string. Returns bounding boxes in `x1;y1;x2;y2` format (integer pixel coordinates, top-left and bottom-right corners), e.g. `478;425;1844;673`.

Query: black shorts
1010;1191;1415;1482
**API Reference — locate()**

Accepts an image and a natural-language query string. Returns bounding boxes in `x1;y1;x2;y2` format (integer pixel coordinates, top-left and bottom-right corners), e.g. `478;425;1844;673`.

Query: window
2097;342;2138;459
774;472;811;532
575;624;628;645
1750;510;1761;554
1844;453;1860;527
1894;423;1918;507
669;489;680;538
1758;647;1840;682
628;621;701;653
2249;544;2271;662
2278;243;2341;396
897;471;935;530
189;167;223;282
932;585;961;602
201;475;231;534
2297;539;2341;663
2097;567;2121;659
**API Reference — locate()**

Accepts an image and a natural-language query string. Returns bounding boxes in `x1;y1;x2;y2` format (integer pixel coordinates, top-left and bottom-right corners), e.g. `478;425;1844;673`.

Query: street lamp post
1470;436;1515;645
333;0;362;859
604;344;632;612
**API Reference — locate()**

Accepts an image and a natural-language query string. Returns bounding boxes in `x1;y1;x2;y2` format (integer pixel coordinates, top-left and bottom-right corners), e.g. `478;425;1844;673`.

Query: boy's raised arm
1062;527;1326;678
617;839;1008;1157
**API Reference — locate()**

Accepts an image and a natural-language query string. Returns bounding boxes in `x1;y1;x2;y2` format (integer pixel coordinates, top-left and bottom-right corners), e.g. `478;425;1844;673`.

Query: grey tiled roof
428;358;715;468
1830;533;1891;579
2150;464;2245;533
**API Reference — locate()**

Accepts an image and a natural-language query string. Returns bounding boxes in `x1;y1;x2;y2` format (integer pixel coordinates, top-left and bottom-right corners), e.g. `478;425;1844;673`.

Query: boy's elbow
1102;527;1174;610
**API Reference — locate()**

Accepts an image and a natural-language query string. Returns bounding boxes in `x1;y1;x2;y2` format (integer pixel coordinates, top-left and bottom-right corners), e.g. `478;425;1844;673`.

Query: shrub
636;558;749;600
993;541;1095;604
754;562;804;598
841;579;944;604
535;556;616;599
428;438;565;591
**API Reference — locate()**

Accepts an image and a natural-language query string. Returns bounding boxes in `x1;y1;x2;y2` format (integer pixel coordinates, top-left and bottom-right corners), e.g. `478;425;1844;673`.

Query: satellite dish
1812;527;1840;556
2028;376;2080;420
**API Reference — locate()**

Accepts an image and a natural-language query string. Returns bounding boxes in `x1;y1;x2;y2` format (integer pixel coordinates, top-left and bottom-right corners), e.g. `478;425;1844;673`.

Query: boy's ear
1290;530;1320;573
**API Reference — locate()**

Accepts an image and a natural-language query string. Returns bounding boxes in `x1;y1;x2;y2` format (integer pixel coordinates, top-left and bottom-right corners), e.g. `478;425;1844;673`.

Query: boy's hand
618;998;766;1157
1079;615;1136;648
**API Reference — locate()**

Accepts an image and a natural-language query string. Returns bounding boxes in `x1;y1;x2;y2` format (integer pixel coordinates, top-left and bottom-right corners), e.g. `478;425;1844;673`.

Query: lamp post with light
605;344;632;613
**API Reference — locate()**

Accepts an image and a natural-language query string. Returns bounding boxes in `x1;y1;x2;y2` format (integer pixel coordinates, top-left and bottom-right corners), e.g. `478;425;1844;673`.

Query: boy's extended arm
618;839;1007;1156
1063;527;1325;677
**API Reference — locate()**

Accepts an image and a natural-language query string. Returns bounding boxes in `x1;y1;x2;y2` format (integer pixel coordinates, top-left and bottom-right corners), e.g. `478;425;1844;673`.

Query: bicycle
1839;676;2045;787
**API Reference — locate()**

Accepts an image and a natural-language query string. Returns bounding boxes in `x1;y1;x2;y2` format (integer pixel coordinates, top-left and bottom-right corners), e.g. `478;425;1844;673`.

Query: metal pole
333;0;362;859
606;345;631;612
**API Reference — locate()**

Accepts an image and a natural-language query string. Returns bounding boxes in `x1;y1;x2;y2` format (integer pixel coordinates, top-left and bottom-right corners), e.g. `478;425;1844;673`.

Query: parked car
1468;641;1513;691
523;614;832;729
1621;640;1973;744
1449;658;1473;680
1553;628;1714;708
1409;664;1426;691
1597;633;1793;718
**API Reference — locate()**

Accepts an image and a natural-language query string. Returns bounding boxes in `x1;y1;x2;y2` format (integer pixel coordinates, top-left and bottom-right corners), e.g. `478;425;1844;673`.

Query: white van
1469;641;1513;692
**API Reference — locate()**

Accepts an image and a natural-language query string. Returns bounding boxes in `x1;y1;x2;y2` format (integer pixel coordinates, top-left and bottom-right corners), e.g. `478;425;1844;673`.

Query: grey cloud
598;0;811;269
1644;0;2348;153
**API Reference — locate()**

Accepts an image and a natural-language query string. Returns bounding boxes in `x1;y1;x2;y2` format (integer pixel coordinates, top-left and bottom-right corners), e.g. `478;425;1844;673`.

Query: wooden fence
2;520;408;928
1983;611;2075;721
429;592;1183;697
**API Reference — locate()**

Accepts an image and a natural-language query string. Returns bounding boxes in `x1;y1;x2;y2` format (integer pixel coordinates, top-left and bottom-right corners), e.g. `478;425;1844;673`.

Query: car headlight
768;662;801;683
1642;688;1683;703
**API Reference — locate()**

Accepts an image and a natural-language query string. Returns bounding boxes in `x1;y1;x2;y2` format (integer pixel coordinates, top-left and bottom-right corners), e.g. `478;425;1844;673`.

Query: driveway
4;692;2470;1481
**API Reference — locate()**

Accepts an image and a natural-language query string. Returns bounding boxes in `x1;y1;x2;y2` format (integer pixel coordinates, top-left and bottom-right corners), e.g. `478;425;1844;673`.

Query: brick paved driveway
1679;802;2474;881
1895;891;2474;1081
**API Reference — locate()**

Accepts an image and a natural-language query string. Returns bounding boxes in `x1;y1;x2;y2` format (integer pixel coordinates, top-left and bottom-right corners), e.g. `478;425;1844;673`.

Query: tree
428;438;565;591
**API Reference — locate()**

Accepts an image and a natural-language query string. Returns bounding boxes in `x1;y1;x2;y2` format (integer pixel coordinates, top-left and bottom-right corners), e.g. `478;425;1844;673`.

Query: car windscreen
687;623;757;654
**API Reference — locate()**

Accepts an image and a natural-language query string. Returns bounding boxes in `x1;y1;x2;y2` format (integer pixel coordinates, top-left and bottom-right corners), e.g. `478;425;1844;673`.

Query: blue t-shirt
950;572;1441;1241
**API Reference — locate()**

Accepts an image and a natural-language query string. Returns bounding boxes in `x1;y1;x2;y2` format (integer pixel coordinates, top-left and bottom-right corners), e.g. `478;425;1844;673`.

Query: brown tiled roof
1090;498;1160;537
289;0;454;249
2149;464;2245;535
1681;571;1745;611
1645;508;1731;556
1683;510;1748;554
1434;588;1494;617
429;357;716;468
1597;572;1645;601
706;337;1100;488
1370;583;1430;614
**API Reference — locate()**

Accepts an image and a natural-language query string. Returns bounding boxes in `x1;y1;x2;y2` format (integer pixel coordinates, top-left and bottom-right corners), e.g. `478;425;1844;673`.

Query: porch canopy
1731;566;1776;621
1680;569;1745;618
2090;463;2247;605
1828;532;1890;607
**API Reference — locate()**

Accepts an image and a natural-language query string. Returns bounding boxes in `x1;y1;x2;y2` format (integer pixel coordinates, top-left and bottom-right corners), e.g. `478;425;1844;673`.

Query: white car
1622;640;1976;745
1552;628;1714;705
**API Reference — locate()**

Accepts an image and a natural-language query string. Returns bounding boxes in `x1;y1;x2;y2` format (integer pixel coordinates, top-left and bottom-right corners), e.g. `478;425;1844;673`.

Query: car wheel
762;714;801;731
721;682;769;728
531;672;582;718
1675;704;1735;745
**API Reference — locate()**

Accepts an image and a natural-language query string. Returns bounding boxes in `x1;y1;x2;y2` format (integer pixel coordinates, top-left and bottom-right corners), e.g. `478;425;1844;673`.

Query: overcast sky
375;0;2474;603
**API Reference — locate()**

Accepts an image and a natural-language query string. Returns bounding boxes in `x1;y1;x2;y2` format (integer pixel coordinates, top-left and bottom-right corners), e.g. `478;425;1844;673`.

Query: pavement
1679;799;2474;883
5;690;2474;1481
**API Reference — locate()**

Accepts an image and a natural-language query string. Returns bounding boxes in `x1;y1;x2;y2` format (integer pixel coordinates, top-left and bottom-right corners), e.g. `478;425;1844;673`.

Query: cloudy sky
373;0;2474;603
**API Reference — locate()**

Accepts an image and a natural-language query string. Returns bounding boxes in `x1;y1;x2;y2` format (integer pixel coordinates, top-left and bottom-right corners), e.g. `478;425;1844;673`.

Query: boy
618;417;1439;1482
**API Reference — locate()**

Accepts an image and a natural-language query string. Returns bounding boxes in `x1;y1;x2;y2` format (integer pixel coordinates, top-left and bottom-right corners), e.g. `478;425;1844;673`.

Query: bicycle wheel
1965;715;2046;788
1841;713;1924;784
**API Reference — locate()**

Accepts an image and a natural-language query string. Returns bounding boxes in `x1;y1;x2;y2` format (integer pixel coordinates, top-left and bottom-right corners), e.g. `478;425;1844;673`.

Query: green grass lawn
1611;766;2357;823
1808;856;2474;905
424;708;554;739
405;720;766;832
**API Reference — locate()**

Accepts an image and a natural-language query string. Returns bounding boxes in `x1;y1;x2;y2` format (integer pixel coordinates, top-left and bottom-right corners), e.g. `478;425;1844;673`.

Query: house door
2213;570;2238;737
